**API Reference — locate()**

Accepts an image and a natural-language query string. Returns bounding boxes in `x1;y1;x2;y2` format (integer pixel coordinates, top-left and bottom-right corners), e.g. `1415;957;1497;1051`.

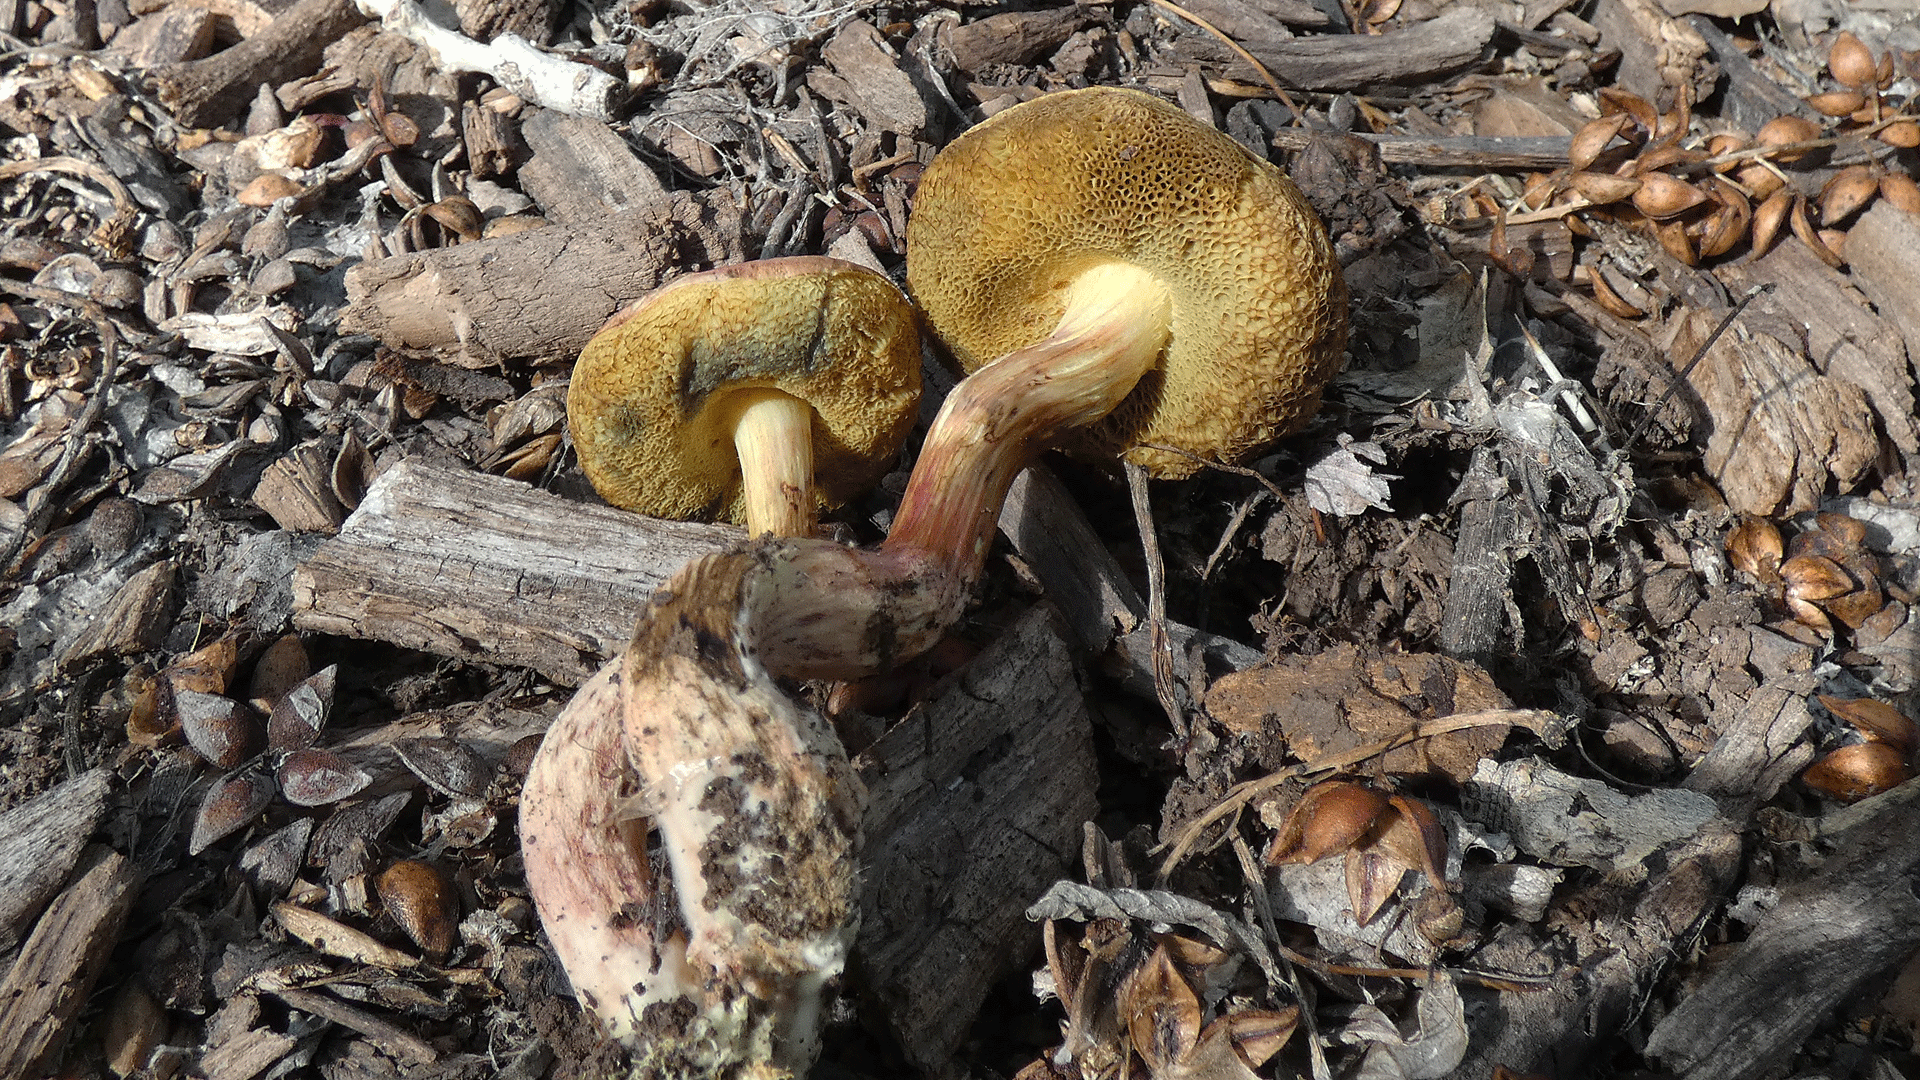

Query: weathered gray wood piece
294;459;1263;693
1174;7;1495;91
1269;129;1574;171
857;604;1097;1076
1002;466;1262;696
338;189;748;366
516;110;670;225
0;845;141;1080
0;769;112;955
1443;822;1743;1080
1439;446;1515;664
292;459;742;684
1644;800;1920;1080
150;0;367;127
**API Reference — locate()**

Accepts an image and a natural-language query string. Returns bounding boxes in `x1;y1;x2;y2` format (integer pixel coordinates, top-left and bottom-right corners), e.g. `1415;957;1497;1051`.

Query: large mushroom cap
905;86;1347;478
568;256;921;523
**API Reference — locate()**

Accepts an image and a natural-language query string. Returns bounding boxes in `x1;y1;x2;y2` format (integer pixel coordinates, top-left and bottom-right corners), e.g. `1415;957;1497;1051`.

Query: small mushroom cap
567;256;921;523
906;87;1348;478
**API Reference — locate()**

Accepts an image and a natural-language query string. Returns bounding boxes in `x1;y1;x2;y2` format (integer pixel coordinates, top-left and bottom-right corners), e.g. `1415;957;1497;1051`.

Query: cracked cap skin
905;86;1348;478
567;256;922;523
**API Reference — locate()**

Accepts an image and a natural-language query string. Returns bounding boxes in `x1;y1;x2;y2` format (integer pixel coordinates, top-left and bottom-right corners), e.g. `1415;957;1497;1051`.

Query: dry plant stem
731;389;817;538
1126;461;1188;739
1155;709;1562;880
884;263;1174;587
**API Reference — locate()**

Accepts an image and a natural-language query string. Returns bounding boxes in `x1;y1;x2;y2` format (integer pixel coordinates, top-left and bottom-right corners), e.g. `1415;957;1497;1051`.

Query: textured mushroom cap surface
567;257;921;523
905;87;1348;478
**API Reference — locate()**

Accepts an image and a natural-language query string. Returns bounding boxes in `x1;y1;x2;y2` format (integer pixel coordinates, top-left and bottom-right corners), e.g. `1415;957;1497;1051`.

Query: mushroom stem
519;662;696;1044
884;261;1173;587
729;388;817;537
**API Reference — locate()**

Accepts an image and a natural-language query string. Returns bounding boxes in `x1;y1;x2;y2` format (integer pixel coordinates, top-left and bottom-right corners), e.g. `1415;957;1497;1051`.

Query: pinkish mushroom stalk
883;262;1172;590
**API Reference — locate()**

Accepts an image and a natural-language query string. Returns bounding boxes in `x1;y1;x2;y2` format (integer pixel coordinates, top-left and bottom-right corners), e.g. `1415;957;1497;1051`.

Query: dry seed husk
1790;194;1845;266
1750;188;1794;257
1820;165;1880;225
1881;173;1920;213
1632;172;1708;218
1656;217;1697;266
1569;171;1642;204
1878;121;1920;149
1828;31;1878;91
1726;516;1784;579
1634;146;1704;174
1697;177;1752;258
1587;264;1645;317
1819;696;1919;755
1805;91;1868;117
1802;741;1907;803
1755;116;1823;162
1735;161;1786;200
1571;115;1630;171
1598;87;1656;137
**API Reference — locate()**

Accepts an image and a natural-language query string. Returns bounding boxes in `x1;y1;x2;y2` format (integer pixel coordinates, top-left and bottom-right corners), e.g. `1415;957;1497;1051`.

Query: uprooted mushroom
567;255;922;538
520;85;1348;1077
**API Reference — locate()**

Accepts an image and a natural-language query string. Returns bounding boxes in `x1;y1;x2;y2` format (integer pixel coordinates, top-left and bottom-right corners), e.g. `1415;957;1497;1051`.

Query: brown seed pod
276;747;372;806
1569;171;1642;205
1819;695;1919;755
1790;194;1846;267
1816;228;1849;264
1697;177;1752;258
1634;146;1705;174
1805;90;1868;117
377;859;461;959
1828;31;1878;91
1588;263;1647;318
1878;121;1920;149
1632;172;1709;218
1783;552;1856;603
1655;217;1697;266
1881;173;1920;214
1809;510;1870;547
1755;116;1824;163
1727;516;1785;580
188;770;275;855
1598;87;1657;138
1820;165;1881;225
1266;781;1389;865
1750;188;1794;257
1802;740;1909;803
1522;172;1561;211
176;690;263;769
1705;132;1747;172
1735;161;1787;200
1570;115;1631;172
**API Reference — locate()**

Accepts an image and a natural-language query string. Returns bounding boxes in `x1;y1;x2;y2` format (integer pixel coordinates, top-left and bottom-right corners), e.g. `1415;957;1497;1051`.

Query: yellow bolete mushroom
567;255;921;537
890;86;1347;584
518;88;1348;1079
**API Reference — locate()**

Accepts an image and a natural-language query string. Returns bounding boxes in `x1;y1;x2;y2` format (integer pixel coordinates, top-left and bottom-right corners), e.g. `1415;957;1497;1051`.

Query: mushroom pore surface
567;258;920;523
905;86;1347;478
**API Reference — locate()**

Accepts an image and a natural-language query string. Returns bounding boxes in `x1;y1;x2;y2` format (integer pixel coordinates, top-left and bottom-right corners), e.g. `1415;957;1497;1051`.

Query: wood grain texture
0;769;112;954
856;604;1097;1075
339;189;748;366
292;459;741;684
0;846;140;1080
1645;802;1920;1079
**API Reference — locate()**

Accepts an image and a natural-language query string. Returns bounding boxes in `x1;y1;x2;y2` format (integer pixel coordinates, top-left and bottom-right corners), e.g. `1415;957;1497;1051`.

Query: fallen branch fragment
0;847;140;1080
1644;800;1920;1080
1268;130;1575;171
151;0;368;128
339;190;747;366
354;0;625;119
291;459;741;684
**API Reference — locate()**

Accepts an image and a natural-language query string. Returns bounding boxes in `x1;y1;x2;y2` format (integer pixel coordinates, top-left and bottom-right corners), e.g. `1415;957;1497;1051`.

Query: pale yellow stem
730;388;817;538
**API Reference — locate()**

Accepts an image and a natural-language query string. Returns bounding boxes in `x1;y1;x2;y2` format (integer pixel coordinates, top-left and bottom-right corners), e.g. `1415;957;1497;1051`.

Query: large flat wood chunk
292;460;740;684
